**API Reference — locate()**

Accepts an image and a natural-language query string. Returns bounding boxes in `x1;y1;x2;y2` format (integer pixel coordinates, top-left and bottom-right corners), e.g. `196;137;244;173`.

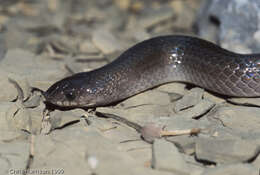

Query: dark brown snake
43;35;260;108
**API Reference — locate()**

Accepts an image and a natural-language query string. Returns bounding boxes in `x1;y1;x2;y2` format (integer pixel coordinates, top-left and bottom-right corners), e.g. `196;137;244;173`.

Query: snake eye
65;91;76;101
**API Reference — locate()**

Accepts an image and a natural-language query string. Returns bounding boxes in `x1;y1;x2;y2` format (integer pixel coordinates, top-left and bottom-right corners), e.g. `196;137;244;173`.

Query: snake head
43;73;100;108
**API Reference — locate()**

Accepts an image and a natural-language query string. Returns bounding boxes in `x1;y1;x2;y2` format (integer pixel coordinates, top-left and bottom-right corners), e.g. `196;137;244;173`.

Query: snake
43;35;260;108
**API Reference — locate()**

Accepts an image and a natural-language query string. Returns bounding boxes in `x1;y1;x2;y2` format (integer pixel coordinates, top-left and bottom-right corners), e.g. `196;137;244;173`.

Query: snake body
44;35;260;108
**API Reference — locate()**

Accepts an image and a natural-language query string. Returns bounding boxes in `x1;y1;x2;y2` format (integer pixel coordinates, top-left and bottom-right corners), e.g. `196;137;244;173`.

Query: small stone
195;137;260;164
152;139;190;175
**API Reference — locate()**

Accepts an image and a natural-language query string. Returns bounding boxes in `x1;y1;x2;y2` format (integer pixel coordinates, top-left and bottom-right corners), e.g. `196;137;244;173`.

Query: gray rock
79;40;100;54
195;0;219;43
5;102;32;132
0;102;14;130
23;95;41;108
3;26;37;52
0;34;6;61
0;102;27;141
31;126;147;175
8;76;31;102
203;91;226;104
0;72;18;102
156;82;186;95
174;87;204;112
127;28;150;42
162;117;211;154
152;139;190;175
197;0;260;53
171;0;201;31
97;90;174;126
0;49;66;91
138;6;175;29
173;99;215;119
167;135;197;155
92;29;124;54
201;163;257;175
132;168;173;175
0;141;30;175
227;97;260;107
252;153;260;169
195;137;260;164
49;108;85;129
207;105;260;138
5;100;46;134
183;154;205;175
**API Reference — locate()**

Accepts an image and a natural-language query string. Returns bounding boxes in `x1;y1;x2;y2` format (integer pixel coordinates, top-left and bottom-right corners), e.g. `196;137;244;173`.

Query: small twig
160;128;201;136
140;123;201;143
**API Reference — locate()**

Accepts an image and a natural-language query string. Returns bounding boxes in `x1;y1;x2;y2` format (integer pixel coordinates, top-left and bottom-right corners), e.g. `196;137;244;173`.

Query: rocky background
0;0;260;175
